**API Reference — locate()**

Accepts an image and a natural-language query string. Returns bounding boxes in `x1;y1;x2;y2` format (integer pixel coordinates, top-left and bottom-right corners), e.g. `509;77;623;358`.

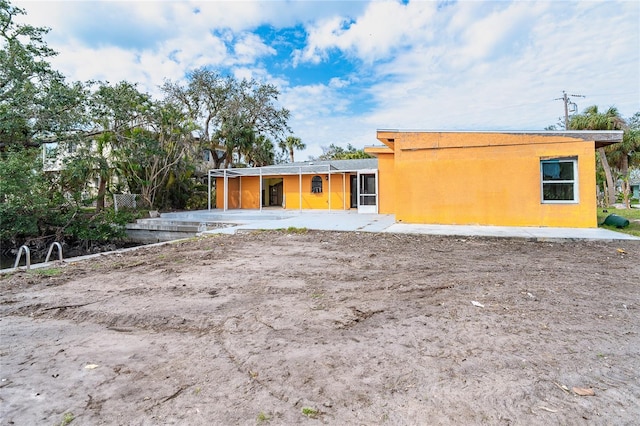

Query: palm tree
568;106;627;206
611;115;640;207
244;135;275;167
279;136;306;163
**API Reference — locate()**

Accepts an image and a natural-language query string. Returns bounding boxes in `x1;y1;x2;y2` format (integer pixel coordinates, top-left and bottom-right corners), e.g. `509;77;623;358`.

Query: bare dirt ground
1;230;639;425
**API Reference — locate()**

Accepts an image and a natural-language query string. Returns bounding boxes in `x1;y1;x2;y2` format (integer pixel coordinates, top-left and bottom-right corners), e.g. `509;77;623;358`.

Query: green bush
65;209;135;244
1;148;141;250
185;183;209;210
0;148;57;242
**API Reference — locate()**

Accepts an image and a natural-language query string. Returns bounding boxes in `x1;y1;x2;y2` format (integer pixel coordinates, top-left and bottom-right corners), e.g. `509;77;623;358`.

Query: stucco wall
283;174;349;210
376;152;395;215
215;177;241;209
377;132;598;228
216;174;351;210
240;177;261;209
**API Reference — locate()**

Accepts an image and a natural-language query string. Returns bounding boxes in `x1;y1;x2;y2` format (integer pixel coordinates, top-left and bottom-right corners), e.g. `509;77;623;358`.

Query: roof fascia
376;129;623;148
376;130;396;149
209;162;375;178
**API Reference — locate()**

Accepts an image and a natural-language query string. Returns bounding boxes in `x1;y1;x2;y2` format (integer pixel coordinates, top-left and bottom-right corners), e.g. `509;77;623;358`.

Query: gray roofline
208;158;378;178
376;129;623;145
268;158;376;167
377;129;622;134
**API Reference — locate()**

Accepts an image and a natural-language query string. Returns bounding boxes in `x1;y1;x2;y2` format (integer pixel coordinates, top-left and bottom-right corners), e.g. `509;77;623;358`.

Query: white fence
113;194;139;212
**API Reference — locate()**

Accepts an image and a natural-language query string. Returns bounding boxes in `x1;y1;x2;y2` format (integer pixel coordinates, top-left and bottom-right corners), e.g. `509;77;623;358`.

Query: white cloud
162;32;229;68
364;0;639;132
233;32;277;65
281;81;374;159
452;2;544;67
299;1;438;64
10;0;640;158
329;77;349;89
283;83;349;119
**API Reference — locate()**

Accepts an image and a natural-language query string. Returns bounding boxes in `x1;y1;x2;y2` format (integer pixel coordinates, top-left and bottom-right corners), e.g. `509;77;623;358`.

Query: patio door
357;171;378;214
350;175;357;208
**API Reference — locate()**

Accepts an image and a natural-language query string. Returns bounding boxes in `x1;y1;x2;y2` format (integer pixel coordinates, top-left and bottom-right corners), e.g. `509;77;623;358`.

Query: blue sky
14;0;640;160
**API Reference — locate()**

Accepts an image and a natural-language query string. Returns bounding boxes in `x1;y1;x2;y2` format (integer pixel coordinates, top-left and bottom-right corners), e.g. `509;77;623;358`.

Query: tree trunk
600;181;607;207
211;149;225;169
96;174;107;211
621;154;630;208
289;148;294;163
598;147;616;206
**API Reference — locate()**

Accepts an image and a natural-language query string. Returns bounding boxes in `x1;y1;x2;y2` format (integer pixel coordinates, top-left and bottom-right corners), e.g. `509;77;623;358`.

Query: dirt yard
1;230;638;425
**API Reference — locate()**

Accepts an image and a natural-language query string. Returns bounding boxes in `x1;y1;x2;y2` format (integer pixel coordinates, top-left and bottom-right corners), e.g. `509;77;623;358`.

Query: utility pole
555;91;585;129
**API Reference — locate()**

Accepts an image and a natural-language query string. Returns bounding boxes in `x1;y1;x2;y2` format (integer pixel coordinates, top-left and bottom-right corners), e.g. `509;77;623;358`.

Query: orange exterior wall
214;176;260;209
376;152;395;214
215;177;240;209
283;174;349;210
216;174;352;210
240;177;261;209
370;132;598;228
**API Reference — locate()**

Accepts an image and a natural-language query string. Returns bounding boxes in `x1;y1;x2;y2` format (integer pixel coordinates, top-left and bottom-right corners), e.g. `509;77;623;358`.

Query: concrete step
129;219;210;232
125;218;234;243
159;211;292;221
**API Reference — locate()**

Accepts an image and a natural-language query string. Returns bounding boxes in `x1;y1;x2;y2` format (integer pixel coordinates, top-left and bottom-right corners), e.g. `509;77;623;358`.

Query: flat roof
376;129;623;148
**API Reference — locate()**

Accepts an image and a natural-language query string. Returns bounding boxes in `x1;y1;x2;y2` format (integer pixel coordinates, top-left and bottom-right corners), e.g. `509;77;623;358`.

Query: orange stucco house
367;130;622;228
209;130;622;228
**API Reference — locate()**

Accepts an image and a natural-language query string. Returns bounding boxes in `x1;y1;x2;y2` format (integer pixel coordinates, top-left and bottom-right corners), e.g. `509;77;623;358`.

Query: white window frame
540;157;579;204
311;175;323;193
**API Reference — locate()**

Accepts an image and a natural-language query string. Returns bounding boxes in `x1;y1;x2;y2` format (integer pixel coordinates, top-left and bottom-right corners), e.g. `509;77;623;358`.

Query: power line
554;91;585;129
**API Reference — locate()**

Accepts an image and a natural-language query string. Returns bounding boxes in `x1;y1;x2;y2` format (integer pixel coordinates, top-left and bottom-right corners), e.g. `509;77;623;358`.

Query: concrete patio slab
385;223;640;241
184;209;639;241
4;209;637;275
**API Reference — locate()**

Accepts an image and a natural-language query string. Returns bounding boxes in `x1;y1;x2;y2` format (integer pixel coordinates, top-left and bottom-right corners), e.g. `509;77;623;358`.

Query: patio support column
328;165;331;212
223;169;228;212
299;167;302;211
207;170;211;210
342;172;346;210
259;169;263;212
375;169;379;214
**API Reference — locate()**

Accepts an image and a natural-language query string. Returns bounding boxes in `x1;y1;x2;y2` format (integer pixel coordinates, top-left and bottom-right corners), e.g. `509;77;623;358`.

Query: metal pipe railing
45;242;63;263
13;245;31;270
13;242;64;271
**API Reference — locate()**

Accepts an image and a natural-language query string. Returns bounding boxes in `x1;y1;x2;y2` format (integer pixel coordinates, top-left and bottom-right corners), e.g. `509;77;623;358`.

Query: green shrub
0;148;56;242
185;183;209;210
65;209;136;243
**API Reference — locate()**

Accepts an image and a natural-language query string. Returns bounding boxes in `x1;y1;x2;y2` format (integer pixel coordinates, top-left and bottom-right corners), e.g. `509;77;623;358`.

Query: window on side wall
540;157;578;203
311;175;323;193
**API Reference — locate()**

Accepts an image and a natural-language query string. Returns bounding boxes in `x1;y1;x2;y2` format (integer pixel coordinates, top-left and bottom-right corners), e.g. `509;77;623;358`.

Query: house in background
41;140;118;204
366;130;623;228
631;176;639;201
209;159;379;213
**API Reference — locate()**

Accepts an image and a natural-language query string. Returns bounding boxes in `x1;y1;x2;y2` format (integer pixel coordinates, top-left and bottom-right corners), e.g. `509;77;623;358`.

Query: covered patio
207;159;378;213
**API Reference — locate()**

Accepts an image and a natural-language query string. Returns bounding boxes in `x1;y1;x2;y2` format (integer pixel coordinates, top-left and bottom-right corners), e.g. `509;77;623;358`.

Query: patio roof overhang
208;163;340;178
208;158;378;178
